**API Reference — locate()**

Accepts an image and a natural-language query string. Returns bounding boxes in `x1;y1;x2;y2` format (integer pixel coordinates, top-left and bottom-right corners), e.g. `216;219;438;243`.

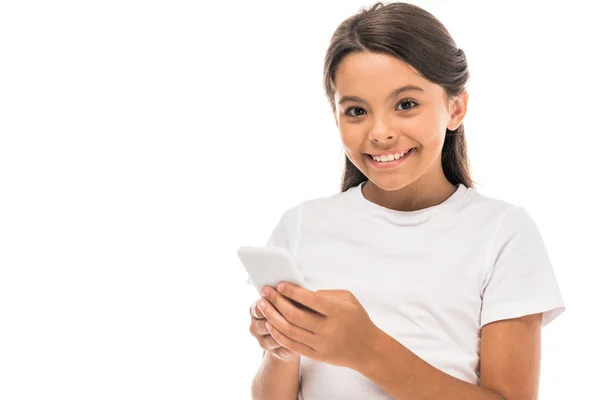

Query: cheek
410;117;446;149
339;129;368;168
339;127;363;152
418;129;445;148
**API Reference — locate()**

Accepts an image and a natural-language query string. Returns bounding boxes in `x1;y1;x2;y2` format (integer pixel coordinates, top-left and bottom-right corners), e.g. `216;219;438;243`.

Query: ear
447;90;469;131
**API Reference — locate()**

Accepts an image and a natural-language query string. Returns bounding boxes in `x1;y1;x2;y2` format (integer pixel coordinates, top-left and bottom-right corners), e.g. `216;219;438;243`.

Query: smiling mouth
366;147;416;163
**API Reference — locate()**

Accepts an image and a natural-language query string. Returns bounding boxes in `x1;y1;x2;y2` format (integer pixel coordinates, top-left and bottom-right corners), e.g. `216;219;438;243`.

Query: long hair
323;2;473;192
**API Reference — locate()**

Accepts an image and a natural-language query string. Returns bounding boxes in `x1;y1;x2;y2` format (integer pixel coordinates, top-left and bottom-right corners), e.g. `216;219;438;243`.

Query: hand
249;297;300;363
258;283;381;370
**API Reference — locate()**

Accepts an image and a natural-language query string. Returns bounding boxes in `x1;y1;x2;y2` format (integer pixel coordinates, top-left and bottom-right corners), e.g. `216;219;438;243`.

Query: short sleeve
245;204;302;287
265;204;302;250
480;206;566;328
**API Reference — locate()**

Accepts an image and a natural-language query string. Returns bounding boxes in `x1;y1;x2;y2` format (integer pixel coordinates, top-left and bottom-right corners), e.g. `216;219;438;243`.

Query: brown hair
323;1;474;192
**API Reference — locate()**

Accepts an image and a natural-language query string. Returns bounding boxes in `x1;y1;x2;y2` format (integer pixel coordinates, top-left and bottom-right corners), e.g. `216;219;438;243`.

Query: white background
0;1;597;399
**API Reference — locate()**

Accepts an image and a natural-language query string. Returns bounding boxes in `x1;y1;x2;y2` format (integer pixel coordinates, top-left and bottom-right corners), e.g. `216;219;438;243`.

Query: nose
368;119;396;143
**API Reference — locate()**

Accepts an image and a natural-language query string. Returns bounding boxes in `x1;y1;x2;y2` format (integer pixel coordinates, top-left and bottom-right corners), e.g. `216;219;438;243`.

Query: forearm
251;352;300;400
355;329;505;400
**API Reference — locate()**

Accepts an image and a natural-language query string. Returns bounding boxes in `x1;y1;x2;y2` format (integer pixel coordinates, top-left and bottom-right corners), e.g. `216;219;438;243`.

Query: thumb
318;289;350;297
317;289;355;301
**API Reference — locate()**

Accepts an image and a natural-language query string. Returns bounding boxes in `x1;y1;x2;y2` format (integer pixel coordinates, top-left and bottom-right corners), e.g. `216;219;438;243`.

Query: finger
249;317;269;336
260;334;282;352
265;287;323;333
250;301;265;319
258;297;315;347
276;282;328;316
266;321;315;359
289;298;319;314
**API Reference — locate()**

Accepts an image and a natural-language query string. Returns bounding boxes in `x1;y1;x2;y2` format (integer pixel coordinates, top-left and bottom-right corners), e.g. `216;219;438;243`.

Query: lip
364;148;416;169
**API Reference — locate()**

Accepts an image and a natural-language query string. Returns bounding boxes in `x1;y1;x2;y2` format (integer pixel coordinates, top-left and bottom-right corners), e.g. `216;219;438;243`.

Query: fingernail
258;300;266;310
261;287;269;297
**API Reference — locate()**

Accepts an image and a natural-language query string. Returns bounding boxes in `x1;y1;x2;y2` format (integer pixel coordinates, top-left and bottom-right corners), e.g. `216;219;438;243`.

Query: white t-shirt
252;181;566;399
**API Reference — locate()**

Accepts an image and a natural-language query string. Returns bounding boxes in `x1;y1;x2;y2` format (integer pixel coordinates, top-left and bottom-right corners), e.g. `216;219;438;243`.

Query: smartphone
238;246;315;312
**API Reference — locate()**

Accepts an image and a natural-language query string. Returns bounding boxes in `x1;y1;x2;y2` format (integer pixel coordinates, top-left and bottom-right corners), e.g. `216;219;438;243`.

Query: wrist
266;351;301;365
354;325;388;376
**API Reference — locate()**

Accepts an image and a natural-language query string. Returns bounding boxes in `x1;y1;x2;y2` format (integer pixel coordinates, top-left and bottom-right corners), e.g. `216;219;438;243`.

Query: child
248;2;565;399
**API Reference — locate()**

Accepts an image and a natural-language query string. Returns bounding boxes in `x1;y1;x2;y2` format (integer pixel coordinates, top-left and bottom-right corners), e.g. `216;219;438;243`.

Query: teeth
372;149;412;162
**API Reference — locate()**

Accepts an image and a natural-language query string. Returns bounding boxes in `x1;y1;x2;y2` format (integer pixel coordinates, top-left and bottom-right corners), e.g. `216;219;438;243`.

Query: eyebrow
337;85;424;106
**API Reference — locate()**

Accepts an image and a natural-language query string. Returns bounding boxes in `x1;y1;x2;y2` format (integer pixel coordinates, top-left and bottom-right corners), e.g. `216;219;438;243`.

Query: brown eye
344;107;366;117
344;100;418;118
397;100;418;110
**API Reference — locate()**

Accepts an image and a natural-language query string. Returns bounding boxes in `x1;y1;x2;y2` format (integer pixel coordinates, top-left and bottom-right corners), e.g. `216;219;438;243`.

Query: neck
362;164;458;212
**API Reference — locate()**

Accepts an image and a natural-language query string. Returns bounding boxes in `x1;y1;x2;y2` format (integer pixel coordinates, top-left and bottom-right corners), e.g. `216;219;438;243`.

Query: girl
248;2;565;399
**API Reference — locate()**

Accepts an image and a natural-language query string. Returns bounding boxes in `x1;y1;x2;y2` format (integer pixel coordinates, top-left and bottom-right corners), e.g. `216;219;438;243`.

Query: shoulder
266;189;349;251
461;186;535;228
462;188;548;264
278;186;356;223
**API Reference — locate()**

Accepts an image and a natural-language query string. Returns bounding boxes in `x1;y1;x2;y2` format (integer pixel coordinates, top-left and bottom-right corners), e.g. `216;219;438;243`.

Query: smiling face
332;51;468;192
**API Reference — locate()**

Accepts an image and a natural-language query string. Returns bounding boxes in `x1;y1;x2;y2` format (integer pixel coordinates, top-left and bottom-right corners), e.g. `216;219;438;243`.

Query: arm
354;313;543;400
251;352;300;400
